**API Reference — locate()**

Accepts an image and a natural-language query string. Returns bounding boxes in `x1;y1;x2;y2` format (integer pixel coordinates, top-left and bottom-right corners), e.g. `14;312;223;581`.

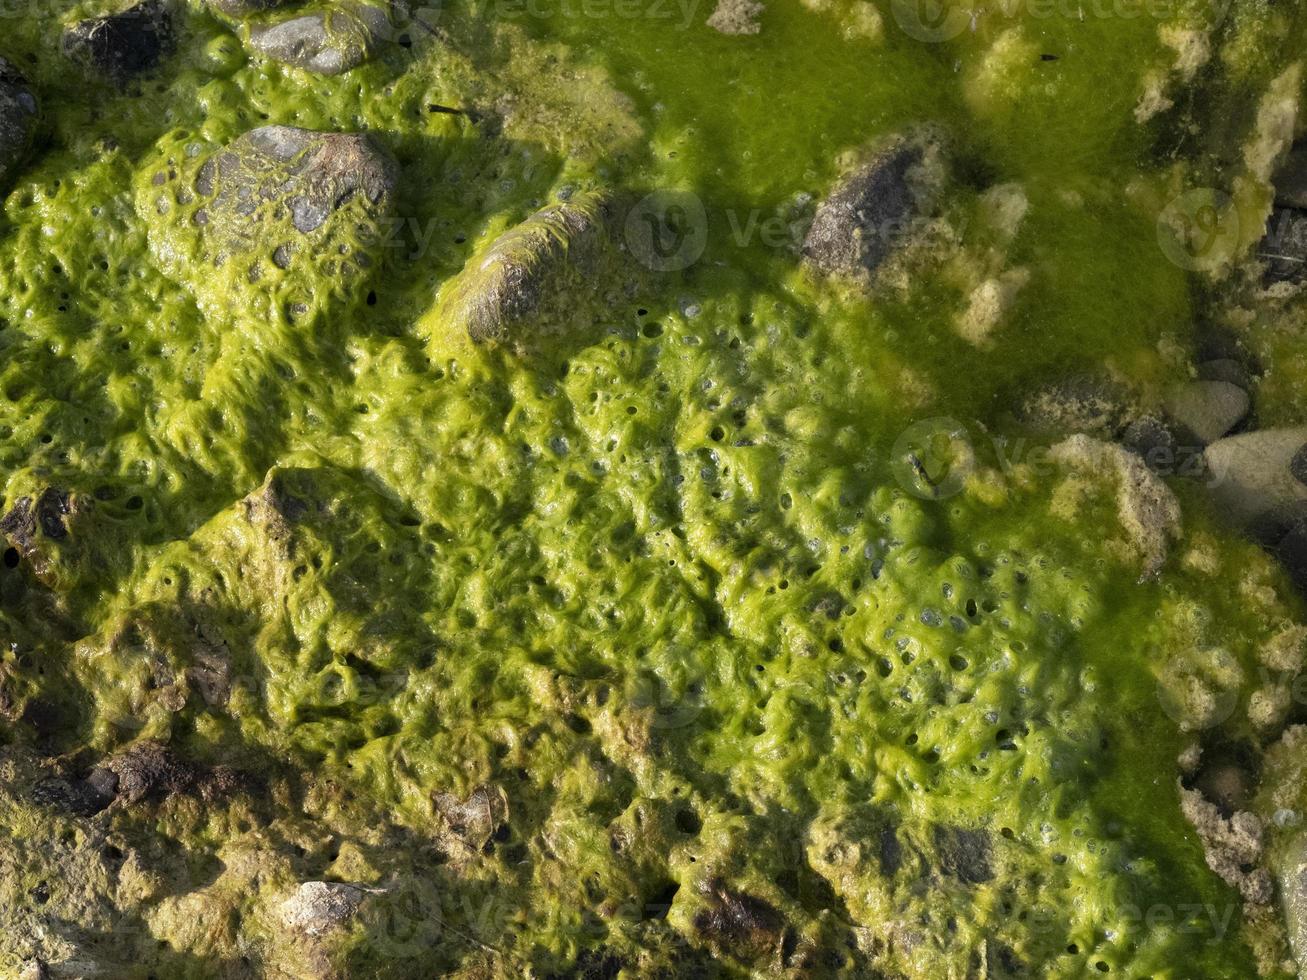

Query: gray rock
802;130;944;281
61;0;174;83
1293;444;1307;486
1274;144;1307;210
1164;379;1249;447
1277;833;1307;971
0;57;36;188
1017;375;1132;438
1204;427;1307;528
281;881;369;936
1196;358;1252;392
1258;206;1307;285
1121;414;1180;473
193;125;397;275
439;191;625;350
208;0;291;15
932;825;992;884
30;769;116;817
247;2;393;76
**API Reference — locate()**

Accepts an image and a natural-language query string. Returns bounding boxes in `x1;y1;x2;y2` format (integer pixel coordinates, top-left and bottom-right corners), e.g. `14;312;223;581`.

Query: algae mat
2;0;1307;977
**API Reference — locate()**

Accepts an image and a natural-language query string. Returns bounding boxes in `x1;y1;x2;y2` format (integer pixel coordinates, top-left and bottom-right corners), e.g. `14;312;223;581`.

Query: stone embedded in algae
246;2;398;76
802;129;946;283
1048;435;1182;576
138;125;398;316
209;0;292;16
1205;428;1307;530
1164;379;1250;447
0;486;117;593
281;881;370;936
0;57;36;188
432;191;632;353
61;0;175;83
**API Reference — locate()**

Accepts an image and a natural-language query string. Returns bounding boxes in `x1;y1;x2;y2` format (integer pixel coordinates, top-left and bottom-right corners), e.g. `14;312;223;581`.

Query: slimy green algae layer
2;0;1307;977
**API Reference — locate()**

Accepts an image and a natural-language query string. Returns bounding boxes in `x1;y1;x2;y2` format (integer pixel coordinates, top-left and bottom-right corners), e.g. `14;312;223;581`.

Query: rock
1179;786;1272;905
1049;435;1182;576
692;879;783;954
1017;375;1133;438
1292;444;1307;486
1190;744;1258;818
1277;832;1307;970
0;57;37;187
1;487;71;551
1204;427;1307;528
1121;414;1180;474
191;125;397;285
281;881;369;936
1195;357;1252;392
1258;206;1307;284
0;487;91;584
247;2;394;76
932;825;993;884
802;130;945;282
433;784;508;849
30;768;116;817
437;191;625;350
707;0;764;34
208;0;291;15
1163;379;1249;446
1274;143;1307;210
61;0;174;83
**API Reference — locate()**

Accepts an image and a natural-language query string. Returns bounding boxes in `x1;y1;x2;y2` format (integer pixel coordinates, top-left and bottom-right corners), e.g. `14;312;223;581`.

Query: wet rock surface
1018;374;1135;438
0;58;37;188
196;125;397;236
61;0;175;83
281;881;370;936
33;741;253;811
1164;379;1250;446
932;825;993;884
1196;357;1252;391
209;0;291;15
802;131;944;282
247;2;394;76
438;192;625;350
692;879;783;954
182;124;398;294
1204;428;1307;529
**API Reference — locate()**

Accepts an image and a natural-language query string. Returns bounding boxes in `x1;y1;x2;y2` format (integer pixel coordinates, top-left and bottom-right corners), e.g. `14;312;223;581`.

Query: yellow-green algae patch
0;0;1305;978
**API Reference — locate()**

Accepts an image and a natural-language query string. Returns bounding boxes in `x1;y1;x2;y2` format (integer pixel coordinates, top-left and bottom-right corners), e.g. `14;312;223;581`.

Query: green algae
0;0;1304;977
